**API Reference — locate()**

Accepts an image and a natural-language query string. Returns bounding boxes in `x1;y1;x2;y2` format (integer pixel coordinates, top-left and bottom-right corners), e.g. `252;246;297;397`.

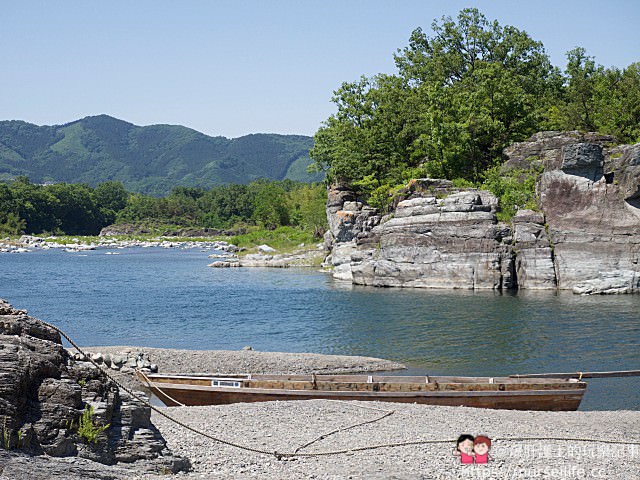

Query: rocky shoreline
0;300;189;480
64;346;640;479
0;234;236;254
324;132;640;295
3;307;640;479
2;234;327;269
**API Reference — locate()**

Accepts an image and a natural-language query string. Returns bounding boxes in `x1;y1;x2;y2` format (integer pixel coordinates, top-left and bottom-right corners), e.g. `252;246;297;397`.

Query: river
1;246;639;410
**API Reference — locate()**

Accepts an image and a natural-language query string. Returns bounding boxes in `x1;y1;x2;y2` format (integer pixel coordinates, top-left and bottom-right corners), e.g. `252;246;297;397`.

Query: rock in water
325;132;640;293
0;298;190;477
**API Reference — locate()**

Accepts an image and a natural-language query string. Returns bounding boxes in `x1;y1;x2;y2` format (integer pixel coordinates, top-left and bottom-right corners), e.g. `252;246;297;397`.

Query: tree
250;180;289;229
47;183;104;235
311;8;557;191
94;181;129;225
199;184;254;229
560;47;601;132
546;50;640;144
287;183;328;236
9;179;59;234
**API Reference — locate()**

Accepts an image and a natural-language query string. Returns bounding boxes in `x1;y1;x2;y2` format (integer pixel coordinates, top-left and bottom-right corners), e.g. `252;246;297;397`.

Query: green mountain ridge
0;115;321;195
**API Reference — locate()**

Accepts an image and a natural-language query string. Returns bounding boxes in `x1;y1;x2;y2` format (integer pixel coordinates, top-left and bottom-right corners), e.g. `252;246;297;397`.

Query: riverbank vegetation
310;8;640;215
0;177;327;241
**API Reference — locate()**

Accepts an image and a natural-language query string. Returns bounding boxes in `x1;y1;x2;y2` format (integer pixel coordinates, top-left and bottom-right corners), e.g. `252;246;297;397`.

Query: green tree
0;212;26;236
10;179;60;234
250;180;289;229
199;183;254;229
311;8;557;191
287;183;328;236
558;47;601;132
592;62;640;143
94;181;129;225
47;183;104;235
546;50;640;143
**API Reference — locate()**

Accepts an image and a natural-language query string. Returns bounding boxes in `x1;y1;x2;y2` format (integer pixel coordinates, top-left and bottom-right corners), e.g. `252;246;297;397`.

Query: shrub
481;164;542;222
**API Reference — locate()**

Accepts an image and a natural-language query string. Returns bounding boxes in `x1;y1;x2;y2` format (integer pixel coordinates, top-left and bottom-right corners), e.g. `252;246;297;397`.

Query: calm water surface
2;247;639;410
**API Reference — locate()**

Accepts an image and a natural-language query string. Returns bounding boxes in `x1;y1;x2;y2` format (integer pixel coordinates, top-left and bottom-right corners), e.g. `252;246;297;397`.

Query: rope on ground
44;321;640;460
294;408;394;454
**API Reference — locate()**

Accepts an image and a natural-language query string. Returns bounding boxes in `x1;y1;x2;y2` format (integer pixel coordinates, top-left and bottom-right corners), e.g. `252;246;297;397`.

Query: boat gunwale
141;372;586;386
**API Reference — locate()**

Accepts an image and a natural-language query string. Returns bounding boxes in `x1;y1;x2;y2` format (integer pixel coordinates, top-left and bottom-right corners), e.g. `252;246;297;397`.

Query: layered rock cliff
0;299;189;478
324;132;640;294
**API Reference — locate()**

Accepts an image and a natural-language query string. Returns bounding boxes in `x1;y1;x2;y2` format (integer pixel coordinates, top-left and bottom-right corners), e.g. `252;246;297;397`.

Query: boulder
0;298;189;475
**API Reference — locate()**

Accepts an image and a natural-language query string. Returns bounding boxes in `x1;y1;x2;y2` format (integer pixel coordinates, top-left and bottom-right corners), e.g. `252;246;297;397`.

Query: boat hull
154;384;584;411
138;373;586;411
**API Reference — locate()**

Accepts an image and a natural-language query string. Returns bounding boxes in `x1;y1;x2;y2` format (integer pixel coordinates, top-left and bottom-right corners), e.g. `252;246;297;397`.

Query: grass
76;405;109;444
231;226;320;253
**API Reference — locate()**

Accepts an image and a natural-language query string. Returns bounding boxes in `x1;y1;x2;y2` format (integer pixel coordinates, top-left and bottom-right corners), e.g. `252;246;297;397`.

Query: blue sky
2;0;639;138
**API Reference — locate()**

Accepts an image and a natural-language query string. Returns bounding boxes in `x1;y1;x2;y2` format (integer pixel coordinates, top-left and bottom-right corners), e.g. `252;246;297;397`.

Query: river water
2;246;639;410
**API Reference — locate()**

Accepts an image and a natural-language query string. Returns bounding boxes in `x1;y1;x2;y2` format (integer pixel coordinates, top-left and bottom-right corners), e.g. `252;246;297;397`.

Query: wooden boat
136;372;587;411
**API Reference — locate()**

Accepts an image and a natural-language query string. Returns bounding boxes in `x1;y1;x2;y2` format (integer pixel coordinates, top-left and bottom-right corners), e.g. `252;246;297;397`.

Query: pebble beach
88;347;640;479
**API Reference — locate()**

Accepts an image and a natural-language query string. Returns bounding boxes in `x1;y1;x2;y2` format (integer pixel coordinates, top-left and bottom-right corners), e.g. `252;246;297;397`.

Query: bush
481;164;542;222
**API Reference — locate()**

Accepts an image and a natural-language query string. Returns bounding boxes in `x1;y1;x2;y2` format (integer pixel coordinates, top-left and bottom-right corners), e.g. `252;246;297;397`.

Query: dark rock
0;299;190;475
560;143;604;181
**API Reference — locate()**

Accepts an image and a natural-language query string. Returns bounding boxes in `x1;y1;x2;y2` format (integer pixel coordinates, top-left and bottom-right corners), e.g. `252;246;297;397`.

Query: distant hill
0;115;321;195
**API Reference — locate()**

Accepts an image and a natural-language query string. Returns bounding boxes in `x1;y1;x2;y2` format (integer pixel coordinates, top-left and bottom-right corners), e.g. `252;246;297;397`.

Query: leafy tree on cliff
549;48;640;143
311;8;558;193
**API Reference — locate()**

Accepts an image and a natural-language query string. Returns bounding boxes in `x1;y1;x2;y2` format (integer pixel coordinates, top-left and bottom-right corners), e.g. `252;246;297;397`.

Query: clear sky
2;0;639;138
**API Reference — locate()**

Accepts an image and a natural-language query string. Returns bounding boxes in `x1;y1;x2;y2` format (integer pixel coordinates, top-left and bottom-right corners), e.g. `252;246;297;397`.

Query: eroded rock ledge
0;299;189;479
324;132;640;294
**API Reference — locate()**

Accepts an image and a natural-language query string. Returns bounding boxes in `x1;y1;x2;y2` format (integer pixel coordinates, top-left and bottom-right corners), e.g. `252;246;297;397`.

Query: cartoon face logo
473;435;492;464
455;434;475;464
454;434;492;464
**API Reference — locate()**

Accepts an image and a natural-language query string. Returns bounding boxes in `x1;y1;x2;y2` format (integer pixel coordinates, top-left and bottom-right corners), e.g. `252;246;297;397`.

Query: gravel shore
143;401;640;479
78;347;640;479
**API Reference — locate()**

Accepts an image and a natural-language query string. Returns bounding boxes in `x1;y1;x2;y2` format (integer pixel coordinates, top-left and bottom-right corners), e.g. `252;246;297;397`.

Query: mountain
0;115;321;195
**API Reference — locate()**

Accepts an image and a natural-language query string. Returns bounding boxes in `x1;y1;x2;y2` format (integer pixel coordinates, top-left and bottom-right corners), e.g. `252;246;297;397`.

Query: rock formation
506;131;640;293
324;132;640;294
0;299;189;478
325;185;513;289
